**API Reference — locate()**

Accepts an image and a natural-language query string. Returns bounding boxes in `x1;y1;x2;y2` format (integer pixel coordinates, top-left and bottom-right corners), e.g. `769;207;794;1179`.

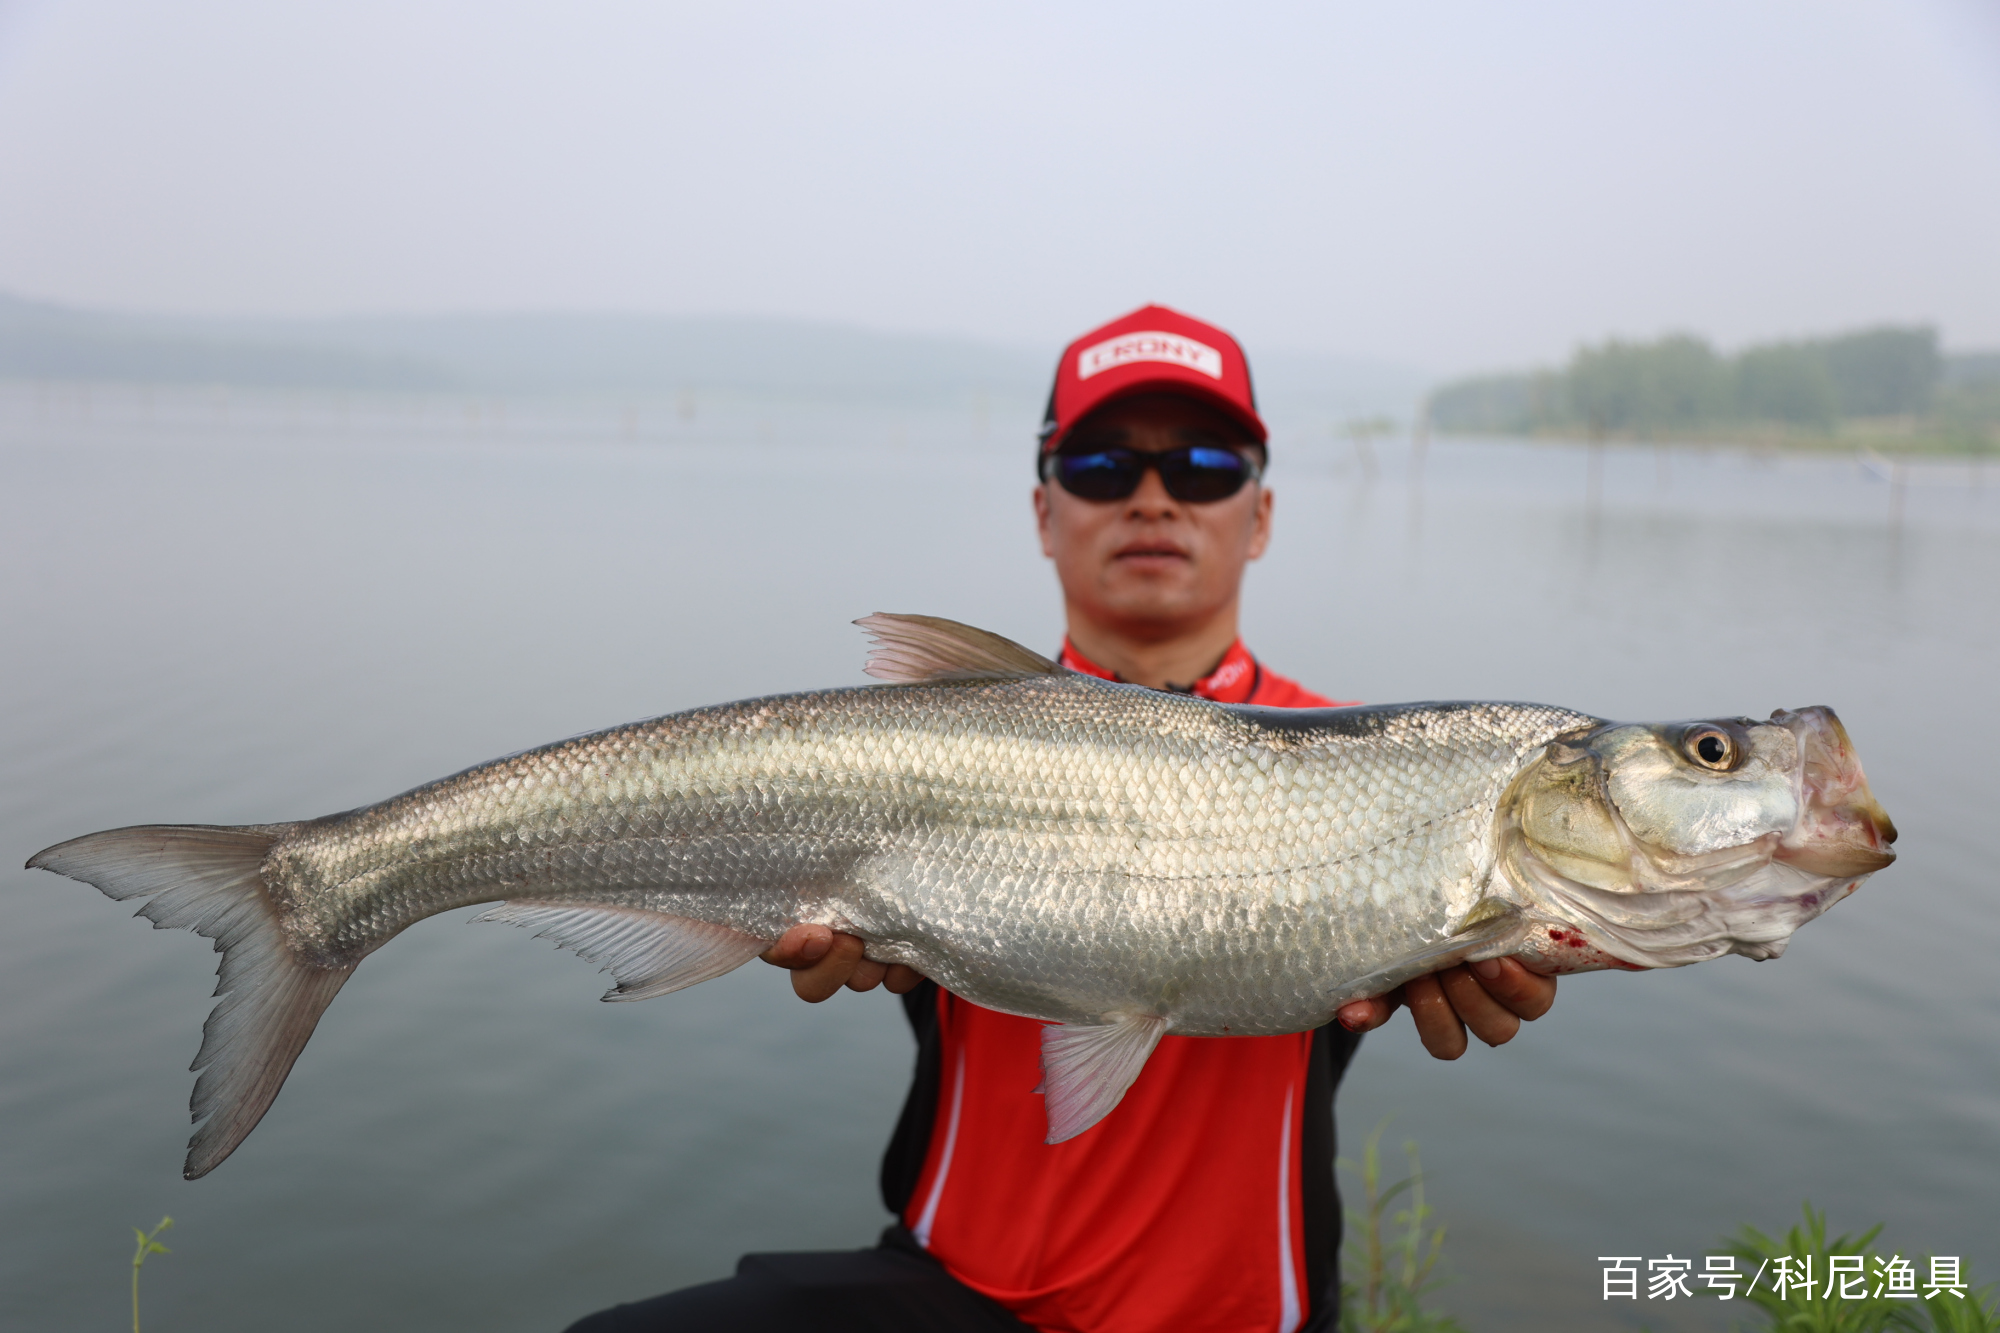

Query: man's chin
1106;556;1196;587
1090;582;1210;629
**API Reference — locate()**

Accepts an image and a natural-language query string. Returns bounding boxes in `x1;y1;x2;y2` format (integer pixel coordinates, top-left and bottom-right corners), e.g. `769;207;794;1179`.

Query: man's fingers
1468;956;1558;1021
1404;973;1468;1060
786;933;866;1003
1336;994;1396;1033
759;927;929;1002
1437;964;1521;1047
1344;957;1556;1056
759;923;835;970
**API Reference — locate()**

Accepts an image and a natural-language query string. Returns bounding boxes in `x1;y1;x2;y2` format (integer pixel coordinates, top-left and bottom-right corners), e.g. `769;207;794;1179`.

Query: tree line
1428;325;1999;447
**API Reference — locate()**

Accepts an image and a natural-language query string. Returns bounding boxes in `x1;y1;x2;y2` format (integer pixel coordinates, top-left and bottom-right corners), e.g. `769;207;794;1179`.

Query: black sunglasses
1040;443;1263;503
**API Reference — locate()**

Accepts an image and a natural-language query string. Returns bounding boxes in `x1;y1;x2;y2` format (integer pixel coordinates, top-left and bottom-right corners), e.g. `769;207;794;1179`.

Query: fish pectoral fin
1037;1013;1170;1145
856;613;1062;683
1330;910;1531;1005
475;902;769;1002
1453;896;1519;933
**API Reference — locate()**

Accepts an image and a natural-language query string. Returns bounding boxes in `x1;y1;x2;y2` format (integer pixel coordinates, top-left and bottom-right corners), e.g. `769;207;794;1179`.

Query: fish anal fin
476;902;769;1001
1038;1013;1169;1144
856;613;1061;684
26;822;351;1180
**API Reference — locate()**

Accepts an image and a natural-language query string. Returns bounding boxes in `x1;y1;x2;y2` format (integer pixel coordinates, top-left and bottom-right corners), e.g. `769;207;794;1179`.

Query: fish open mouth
1772;707;1897;878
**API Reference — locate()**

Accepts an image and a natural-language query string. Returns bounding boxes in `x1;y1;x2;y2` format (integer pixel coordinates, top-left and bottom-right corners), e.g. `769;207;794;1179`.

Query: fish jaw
1772;707;1897;877
1513;918;1653;975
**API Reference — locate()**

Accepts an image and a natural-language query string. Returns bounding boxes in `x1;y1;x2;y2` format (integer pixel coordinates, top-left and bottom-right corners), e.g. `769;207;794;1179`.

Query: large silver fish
28;615;1896;1179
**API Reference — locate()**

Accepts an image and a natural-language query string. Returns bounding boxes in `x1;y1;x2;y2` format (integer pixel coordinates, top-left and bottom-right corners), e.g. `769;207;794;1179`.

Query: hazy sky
1;0;1996;371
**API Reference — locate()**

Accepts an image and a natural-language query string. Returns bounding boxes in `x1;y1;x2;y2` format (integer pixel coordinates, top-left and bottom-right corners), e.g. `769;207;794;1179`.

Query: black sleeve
878;980;945;1216
1301;1022;1365;1329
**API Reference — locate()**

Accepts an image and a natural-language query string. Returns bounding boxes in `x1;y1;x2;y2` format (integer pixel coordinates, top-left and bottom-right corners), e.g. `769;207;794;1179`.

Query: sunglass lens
1055;451;1141;500
1052;445;1254;502
1159;446;1253;502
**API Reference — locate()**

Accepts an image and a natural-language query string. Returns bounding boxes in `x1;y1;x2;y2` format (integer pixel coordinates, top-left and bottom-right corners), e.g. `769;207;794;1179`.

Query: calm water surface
3;388;1995;1331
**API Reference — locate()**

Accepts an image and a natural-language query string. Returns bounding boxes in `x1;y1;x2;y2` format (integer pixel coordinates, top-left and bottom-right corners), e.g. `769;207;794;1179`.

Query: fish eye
1682;726;1736;771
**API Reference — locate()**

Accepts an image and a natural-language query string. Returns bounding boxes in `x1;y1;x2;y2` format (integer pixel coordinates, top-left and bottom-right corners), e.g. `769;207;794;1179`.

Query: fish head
1495;706;1894;970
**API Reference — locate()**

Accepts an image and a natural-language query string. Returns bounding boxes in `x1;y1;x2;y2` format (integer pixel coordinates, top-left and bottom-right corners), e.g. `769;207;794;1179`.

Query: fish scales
28;613;1895;1174
264;675;1592;1034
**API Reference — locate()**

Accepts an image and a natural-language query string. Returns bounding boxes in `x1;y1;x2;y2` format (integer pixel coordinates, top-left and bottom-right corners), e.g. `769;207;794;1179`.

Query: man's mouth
1114;542;1189;563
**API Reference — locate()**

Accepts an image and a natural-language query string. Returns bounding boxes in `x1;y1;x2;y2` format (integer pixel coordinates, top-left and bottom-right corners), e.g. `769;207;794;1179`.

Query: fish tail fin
27;823;356;1179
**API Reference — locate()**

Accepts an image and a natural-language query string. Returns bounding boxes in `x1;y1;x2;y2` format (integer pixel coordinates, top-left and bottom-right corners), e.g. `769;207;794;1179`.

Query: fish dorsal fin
856;613;1062;684
476;902;770;1001
1038;1013;1170;1144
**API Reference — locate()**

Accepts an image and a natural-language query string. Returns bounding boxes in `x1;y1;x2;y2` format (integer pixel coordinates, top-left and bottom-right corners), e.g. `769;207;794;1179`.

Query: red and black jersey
878;642;1365;1333
1053;637;1343;711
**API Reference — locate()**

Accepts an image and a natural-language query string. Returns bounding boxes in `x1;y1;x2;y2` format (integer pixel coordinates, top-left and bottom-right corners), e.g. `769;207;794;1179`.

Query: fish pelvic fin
474;901;769;1001
856;613;1062;684
26;823;354;1180
1038;1013;1170;1144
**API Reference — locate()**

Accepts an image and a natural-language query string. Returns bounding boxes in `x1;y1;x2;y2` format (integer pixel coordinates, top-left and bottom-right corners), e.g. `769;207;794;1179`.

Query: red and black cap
1038;304;1266;453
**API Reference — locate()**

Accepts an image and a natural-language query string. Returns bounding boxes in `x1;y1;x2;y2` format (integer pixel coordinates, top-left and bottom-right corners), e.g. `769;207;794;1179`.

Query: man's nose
1124;464;1180;514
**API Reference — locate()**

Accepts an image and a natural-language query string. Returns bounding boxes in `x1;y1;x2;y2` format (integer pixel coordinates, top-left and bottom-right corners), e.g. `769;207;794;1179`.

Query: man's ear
1033;482;1058;559
1245;485;1273;561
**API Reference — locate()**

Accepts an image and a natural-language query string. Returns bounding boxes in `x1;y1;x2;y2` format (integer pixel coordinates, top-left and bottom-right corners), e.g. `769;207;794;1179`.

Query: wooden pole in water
1407;406;1429;538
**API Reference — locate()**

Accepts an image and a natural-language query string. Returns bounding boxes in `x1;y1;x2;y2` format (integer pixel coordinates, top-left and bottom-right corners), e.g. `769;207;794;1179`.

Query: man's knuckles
760;923;835;969
1403;975;1468;1060
1477;959;1558;1020
790;966;843;1003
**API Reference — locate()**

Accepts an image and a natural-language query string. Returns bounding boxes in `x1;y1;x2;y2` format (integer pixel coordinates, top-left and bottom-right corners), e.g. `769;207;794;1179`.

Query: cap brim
1043;379;1268;452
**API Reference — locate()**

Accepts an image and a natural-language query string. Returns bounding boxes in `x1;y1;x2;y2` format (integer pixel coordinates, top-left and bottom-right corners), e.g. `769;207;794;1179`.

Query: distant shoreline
1425;327;2000;458
1434;420;1997;457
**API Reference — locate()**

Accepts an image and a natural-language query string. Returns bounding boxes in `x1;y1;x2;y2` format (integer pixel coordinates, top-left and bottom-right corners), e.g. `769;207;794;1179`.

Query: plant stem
131;1217;172;1333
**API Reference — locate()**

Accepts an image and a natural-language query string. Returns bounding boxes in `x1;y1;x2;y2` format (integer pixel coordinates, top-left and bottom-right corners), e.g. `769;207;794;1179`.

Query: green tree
1426;370;1570;434
1568;335;1728;435
1426;373;1536;433
1818;326;1941;417
1734;343;1840;429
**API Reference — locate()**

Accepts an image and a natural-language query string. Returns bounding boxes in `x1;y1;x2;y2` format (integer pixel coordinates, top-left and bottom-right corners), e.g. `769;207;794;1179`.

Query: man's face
1033;393;1273;641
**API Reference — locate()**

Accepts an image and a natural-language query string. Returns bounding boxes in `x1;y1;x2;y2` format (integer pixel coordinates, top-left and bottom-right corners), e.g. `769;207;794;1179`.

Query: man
569;306;1556;1333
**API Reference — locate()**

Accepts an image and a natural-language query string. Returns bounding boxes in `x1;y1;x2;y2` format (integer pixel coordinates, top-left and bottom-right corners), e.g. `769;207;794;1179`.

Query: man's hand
761;926;1549;1054
760;924;925;1003
1334;958;1557;1059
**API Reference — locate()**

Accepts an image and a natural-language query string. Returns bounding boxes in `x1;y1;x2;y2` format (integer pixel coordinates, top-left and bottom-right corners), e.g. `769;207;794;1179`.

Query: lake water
3;384;1995;1331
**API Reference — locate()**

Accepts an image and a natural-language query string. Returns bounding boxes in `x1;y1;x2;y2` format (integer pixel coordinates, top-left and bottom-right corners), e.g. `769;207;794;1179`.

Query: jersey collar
1058;637;1262;704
